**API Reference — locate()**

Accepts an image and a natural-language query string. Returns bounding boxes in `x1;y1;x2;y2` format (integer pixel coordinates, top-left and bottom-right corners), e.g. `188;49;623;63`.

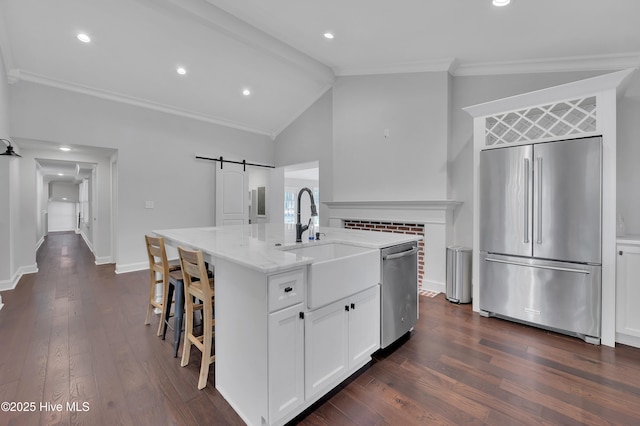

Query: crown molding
11;69;275;137
334;58;457;77
452;52;640;77
463;68;637;118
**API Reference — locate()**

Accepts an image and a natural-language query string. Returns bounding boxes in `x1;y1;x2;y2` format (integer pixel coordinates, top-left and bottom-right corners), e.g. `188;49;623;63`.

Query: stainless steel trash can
446;246;472;304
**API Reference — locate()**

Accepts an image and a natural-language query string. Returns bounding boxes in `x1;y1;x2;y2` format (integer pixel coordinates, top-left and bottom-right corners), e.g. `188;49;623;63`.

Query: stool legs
180;299;193;368
162;281;175;340
173;279;185;357
198;301;213;390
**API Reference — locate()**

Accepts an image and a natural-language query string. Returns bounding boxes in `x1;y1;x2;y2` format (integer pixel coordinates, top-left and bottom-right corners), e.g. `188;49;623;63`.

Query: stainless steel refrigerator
479;136;602;343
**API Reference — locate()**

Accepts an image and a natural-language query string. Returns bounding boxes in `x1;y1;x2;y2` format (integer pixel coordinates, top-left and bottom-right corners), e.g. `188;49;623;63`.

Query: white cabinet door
268;303;305;423
304;299;349;399
348;285;380;368
304;285;381;400
616;245;640;339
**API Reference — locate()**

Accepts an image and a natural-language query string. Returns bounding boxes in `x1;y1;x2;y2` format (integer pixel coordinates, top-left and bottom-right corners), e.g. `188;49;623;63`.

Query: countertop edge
154;225;422;274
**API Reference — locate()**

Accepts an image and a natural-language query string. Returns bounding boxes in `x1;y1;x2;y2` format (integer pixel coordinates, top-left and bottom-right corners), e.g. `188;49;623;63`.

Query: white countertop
154;223;422;274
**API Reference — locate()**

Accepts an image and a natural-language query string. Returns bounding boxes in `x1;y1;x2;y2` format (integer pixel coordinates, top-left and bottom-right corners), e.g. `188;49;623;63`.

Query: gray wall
275;89;333;226
9;82;274;271
332;72;450;201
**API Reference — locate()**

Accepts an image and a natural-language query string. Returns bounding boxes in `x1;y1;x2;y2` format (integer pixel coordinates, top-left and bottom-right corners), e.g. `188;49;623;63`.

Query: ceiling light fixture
242;88;251;96
58;173;64;176
323;32;334;40
60;147;71;152
77;33;91;43
177;67;187;75
0;138;21;157
492;0;510;6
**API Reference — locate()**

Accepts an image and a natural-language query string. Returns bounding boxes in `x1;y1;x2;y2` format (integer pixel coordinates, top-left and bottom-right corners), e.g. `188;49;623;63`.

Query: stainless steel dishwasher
380;242;419;348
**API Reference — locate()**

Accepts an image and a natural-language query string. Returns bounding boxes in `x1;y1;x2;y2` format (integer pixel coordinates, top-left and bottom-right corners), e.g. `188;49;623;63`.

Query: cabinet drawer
268;269;305;312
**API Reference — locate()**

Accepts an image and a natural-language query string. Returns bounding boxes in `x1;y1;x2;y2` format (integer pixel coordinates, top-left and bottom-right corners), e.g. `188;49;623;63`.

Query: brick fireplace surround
343;220;425;286
324;200;461;294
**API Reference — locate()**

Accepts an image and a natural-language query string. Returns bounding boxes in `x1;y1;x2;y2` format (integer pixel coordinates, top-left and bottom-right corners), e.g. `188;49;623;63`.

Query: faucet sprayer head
311;204;318;216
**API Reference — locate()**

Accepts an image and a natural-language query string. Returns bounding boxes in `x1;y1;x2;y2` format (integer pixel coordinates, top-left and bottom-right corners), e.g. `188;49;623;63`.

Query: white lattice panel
485;96;596;146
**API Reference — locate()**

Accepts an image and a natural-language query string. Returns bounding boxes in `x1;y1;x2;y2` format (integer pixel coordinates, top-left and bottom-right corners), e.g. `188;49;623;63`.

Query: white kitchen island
154;223;421;426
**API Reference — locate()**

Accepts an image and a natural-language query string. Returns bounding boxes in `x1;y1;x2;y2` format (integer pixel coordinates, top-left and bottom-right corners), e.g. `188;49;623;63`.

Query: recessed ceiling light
60;147;71;152
77;33;91;43
323;32;334;40
492;0;510;6
62;198;67;200
242;88;251;96
58;173;64;176
177;67;187;75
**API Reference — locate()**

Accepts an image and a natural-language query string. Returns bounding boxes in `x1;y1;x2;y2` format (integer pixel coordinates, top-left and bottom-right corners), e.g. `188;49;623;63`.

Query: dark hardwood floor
1;232;640;425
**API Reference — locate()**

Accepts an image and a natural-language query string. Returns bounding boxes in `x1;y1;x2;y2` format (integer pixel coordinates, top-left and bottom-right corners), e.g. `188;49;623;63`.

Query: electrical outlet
145;201;154;209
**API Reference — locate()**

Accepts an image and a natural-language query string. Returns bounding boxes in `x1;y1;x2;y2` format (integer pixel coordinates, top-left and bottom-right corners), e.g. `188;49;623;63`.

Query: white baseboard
95;256;114;265
0;264;39;291
36;236;45;250
0;294;3;311
616;332;640;349
79;231;94;252
115;261;148;274
420;279;445;295
48;227;76;233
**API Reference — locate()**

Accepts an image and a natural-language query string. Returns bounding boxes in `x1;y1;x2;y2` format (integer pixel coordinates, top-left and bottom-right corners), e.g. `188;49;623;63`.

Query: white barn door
216;162;249;226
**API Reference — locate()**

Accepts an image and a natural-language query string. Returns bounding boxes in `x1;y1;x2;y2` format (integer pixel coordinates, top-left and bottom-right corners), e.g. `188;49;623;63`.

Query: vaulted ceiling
1;0;639;140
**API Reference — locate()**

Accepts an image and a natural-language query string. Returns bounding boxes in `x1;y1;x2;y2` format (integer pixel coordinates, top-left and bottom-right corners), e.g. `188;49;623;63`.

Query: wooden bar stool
178;246;215;390
144;235;179;336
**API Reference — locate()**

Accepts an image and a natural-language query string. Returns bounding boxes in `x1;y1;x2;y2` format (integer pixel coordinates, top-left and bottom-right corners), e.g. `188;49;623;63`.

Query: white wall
36;168;47;246
0;157;13;284
617;78;640;235
9;82;274;272
49;181;79;202
333;72;449;201
275;89;333;226
47;201;76;232
0;42;19;289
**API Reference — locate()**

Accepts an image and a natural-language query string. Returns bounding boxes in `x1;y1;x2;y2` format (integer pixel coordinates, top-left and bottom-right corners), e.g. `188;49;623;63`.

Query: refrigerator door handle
536;156;543;244
485;257;590;274
523;158;530;243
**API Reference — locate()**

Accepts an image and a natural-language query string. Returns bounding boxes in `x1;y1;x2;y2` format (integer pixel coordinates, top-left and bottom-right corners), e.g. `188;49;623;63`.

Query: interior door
479;144;533;257
532;137;602;263
215;162;248;226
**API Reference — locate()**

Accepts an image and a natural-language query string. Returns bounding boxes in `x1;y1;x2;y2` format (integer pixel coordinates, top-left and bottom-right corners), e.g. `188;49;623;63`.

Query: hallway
0;232;242;425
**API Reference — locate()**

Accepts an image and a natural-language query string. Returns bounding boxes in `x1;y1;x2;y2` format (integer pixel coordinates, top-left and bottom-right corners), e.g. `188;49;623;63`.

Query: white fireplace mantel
323;200;461;225
324;200;462;293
